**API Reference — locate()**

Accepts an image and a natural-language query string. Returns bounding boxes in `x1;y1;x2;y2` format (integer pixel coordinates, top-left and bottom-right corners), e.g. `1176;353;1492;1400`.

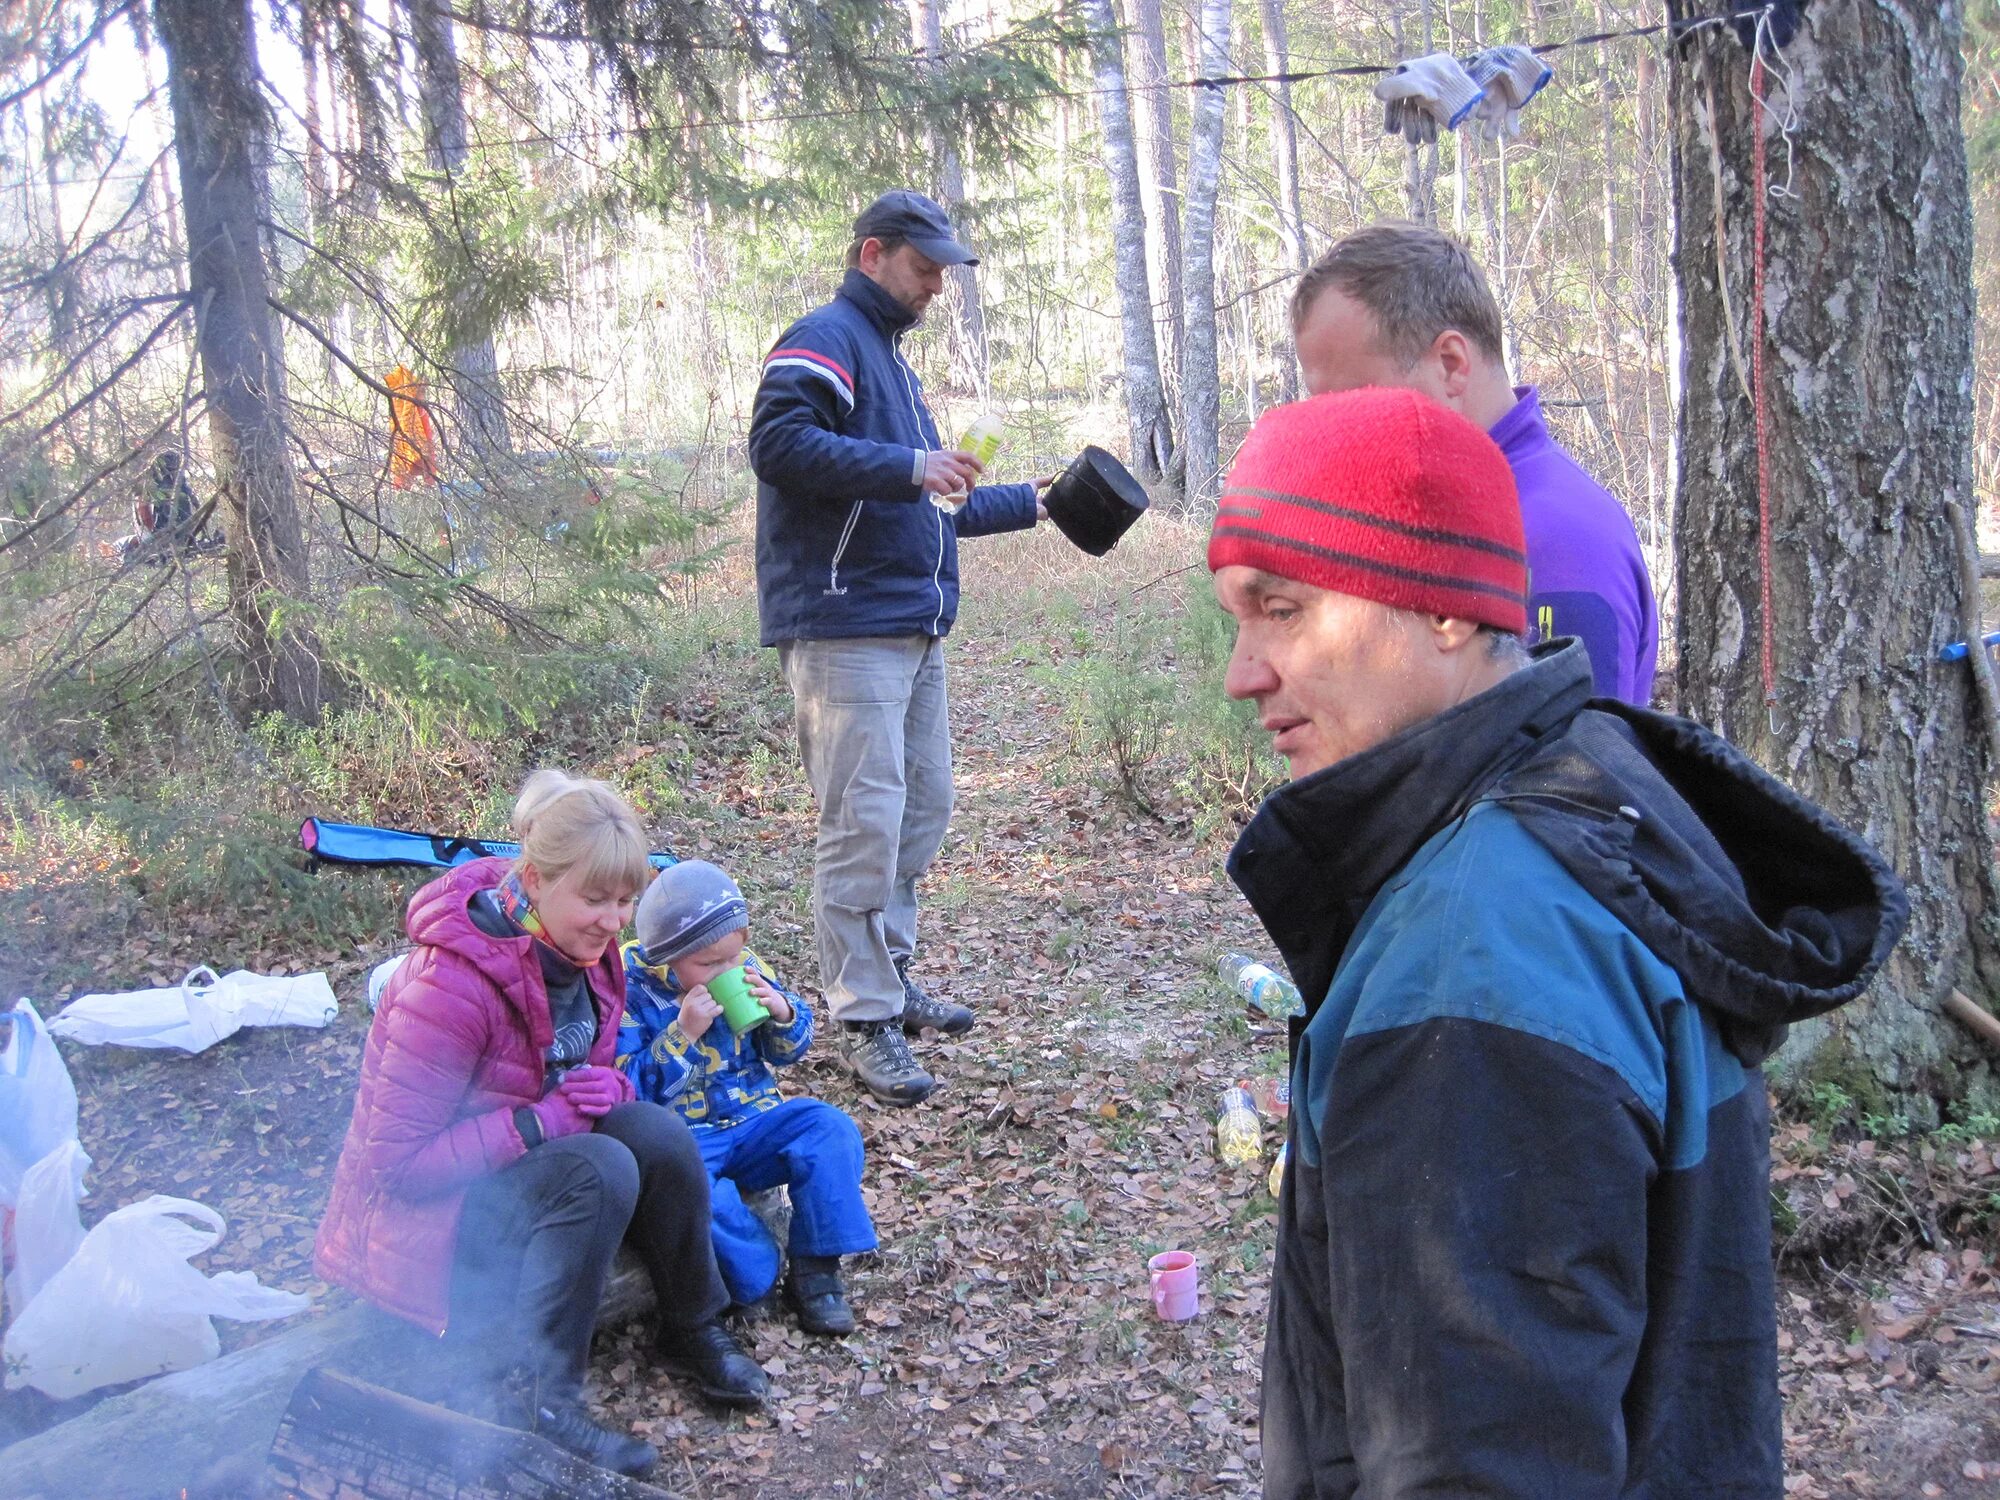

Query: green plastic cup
707;964;769;1035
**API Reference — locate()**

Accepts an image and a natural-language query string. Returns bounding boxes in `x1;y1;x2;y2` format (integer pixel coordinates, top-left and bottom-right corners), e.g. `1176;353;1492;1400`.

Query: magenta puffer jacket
314;857;628;1333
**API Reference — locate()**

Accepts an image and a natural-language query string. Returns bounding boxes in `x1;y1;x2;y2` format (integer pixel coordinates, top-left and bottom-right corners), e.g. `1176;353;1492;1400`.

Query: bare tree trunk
906;0;989;399
1256;0;1306;402
36;92;79;357
1129;0;1184;394
1081;0;1173;481
1180;0;1230;508
157;0;324;721
1394;0;1439;223
300;6;330;227
1634;44;1666;560
408;0;510;458
1668;2;1998;1113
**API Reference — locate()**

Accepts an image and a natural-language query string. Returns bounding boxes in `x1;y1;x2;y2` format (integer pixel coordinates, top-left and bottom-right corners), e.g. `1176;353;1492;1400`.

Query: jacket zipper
825;500;862;596
892;331;949;635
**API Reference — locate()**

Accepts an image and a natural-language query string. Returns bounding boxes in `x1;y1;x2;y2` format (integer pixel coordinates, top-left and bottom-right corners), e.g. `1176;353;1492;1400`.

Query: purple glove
525;1088;593;1143
558;1065;630;1119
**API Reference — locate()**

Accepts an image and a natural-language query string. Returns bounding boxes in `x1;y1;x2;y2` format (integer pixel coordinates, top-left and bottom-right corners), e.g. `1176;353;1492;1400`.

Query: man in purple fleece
1288;223;1658;706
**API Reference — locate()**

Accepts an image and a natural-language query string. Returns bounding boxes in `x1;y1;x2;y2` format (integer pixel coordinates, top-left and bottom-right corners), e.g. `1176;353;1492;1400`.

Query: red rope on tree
1750;50;1778;709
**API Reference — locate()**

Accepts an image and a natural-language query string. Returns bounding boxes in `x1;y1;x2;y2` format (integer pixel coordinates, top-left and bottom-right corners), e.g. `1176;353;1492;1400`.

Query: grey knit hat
635;860;749;963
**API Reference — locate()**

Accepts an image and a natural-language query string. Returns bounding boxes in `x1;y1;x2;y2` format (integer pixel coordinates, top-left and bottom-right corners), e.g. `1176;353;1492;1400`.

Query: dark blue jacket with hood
747;270;1039;645
1237;642;1907;1500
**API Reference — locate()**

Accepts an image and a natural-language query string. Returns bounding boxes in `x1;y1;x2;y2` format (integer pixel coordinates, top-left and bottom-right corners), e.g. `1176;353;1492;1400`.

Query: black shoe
656;1318;770;1408
505;1393;658;1478
784;1256;857;1336
895;959;973;1036
840;1019;936;1105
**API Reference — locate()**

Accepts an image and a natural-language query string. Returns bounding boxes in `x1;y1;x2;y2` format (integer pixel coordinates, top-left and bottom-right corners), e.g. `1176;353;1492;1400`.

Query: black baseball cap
853;190;979;266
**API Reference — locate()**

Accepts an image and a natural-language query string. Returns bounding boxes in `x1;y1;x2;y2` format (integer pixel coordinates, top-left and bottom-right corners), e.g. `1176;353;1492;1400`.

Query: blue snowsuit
615;944;876;1304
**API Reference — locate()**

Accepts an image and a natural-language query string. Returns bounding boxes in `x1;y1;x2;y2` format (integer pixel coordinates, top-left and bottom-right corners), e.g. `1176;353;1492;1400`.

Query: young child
618;860;877;1335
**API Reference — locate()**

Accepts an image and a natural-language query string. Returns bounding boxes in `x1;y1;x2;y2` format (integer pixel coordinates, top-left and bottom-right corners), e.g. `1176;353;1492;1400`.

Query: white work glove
1373;53;1486;144
1464;46;1553;140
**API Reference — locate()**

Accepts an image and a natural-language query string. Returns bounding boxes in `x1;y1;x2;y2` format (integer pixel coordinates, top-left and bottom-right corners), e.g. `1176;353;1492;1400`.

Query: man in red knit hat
1217;389;1906;1499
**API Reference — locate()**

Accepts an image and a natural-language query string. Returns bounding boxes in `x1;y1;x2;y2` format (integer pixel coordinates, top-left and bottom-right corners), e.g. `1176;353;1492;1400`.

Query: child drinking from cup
618;860;877;1335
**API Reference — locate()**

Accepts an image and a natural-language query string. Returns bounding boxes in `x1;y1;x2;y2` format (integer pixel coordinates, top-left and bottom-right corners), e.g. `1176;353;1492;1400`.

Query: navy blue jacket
747;270;1039;646
1236;644;1906;1500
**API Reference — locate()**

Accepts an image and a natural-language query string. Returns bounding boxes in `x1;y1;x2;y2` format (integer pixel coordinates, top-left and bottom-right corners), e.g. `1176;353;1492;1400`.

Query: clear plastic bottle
1216;1085;1262;1167
932;414;1004;514
1243;1074;1290;1121
1218;952;1304;1019
1268;1140;1288;1198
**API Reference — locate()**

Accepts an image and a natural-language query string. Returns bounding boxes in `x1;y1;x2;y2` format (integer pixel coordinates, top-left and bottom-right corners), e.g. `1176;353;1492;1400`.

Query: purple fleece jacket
1489;387;1659;706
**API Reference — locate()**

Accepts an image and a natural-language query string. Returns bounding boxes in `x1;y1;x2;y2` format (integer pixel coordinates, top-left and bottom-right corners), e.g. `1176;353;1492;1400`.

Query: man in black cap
747;190;1045;1107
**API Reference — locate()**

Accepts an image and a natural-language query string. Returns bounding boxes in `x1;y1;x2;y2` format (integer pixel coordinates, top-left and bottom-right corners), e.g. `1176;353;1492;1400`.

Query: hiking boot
784;1255;857;1337
895;959;973;1036
504;1392;658;1478
655;1318;769;1408
840;1019;936;1105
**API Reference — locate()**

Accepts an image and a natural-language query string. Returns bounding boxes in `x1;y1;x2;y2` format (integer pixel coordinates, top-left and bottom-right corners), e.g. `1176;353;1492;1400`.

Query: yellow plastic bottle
1216;1086;1262;1167
932;415;1004;514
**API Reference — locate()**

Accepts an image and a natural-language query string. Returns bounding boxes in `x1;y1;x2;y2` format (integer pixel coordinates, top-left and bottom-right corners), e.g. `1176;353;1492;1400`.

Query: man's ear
1429;615;1484;652
857;236;886;275
1430;329;1478;400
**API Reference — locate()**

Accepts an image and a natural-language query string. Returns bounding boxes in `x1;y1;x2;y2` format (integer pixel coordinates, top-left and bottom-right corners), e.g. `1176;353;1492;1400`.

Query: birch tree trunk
409;0;511;456
1129;0;1184;395
1082;0;1173;481
157;0;325;720
1256;0;1306;402
907;0;989;398
1179;0;1230;508
1668;1;1999;1112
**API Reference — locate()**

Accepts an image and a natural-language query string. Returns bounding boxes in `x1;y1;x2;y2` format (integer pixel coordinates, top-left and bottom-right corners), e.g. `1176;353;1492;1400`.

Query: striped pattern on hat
1206;387;1528;633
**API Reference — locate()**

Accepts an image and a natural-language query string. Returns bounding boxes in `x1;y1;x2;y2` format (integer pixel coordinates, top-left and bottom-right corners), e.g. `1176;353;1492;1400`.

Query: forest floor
3;519;1998;1497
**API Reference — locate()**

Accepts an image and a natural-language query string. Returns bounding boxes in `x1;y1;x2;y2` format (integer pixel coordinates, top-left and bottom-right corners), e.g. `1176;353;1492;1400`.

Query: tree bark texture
156;0;325;721
1128;0;1185;395
1668;1;2000;1110
1178;0;1230;509
409;0;512;458
1082;0;1173;482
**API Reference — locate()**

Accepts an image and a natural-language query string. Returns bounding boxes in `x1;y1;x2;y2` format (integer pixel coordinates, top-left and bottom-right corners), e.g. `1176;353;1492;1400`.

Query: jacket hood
404;856;623;1032
1230;643;1907;1064
1493;698;1908;1062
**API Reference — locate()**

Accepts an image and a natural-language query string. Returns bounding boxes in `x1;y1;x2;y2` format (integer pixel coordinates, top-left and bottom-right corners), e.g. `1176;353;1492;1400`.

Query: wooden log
0;1257;654;1500
1944;988;2000;1056
265;1368;681;1500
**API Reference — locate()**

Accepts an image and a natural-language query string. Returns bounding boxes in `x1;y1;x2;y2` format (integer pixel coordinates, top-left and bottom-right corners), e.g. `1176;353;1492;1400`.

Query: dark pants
449;1101;730;1398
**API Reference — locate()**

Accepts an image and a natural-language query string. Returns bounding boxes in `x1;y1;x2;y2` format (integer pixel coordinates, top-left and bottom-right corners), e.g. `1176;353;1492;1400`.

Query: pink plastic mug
1149;1250;1199;1322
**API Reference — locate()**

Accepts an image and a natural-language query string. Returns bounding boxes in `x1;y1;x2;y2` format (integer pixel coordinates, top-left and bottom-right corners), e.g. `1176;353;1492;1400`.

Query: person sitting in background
114;451;210;562
619;860;877;1337
314;771;768;1483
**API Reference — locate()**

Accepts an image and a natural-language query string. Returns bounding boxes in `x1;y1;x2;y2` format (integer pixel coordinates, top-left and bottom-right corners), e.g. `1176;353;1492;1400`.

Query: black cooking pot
1044;446;1150;557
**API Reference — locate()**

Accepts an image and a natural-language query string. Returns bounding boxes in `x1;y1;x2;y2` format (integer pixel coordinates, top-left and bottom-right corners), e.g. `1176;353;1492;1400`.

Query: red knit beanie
1207;387;1527;633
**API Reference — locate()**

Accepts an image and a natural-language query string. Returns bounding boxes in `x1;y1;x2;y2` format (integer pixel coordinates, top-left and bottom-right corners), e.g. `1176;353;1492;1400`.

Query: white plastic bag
1;1000;87;1324
366;952;410;1012
2;1195;312;1398
5;1138;89;1317
0;1000;76;1204
48;967;338;1053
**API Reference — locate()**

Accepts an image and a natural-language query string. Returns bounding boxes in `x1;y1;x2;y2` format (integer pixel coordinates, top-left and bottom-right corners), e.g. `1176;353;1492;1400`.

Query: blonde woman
316;771;767;1480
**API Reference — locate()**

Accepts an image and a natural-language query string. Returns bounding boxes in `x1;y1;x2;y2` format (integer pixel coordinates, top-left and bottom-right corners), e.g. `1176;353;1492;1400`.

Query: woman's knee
554;1131;640;1221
